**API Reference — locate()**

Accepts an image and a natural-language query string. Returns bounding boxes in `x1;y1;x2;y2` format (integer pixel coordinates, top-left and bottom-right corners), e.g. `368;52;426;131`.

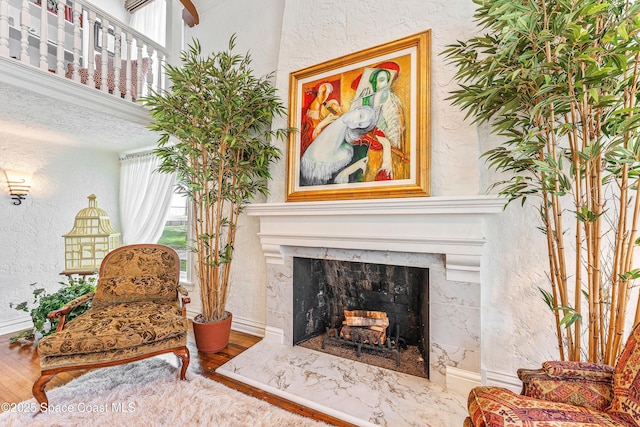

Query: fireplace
238;196;502;389
216;196;503;425
293;257;429;376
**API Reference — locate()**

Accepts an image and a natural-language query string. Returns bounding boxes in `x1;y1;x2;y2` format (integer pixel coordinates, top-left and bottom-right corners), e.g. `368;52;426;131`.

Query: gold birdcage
62;194;120;275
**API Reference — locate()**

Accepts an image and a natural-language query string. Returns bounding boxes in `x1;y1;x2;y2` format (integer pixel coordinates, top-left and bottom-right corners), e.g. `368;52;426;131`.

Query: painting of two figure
286;30;431;202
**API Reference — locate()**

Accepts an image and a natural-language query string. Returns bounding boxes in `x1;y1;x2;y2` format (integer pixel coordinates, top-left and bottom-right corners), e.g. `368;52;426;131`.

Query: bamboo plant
444;0;640;363
142;37;287;323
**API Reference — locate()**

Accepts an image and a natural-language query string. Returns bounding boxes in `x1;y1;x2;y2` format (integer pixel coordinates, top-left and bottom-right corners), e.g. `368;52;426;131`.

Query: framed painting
286;30;431;202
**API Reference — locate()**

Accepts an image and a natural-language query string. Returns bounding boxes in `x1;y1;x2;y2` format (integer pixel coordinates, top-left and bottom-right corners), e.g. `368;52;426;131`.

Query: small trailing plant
10;276;96;343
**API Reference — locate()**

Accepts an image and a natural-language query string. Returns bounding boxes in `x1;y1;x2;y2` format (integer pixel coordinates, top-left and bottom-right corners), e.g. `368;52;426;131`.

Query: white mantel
219;195;505;424
246;195;504;283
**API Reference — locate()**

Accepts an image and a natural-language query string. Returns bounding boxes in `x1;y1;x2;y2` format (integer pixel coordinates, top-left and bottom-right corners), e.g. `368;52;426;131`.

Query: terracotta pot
192;311;232;353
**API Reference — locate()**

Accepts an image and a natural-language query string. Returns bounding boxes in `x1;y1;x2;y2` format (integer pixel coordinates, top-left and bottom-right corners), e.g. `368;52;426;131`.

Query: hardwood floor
0;329;356;426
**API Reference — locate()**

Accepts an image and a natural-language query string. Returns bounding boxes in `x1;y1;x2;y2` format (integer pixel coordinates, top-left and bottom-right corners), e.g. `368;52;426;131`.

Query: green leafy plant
444;0;640;363
10;276;96;343
141;36;289;323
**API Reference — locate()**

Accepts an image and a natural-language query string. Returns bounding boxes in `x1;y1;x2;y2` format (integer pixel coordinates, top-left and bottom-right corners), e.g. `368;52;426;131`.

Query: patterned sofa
32;244;190;410
465;322;640;426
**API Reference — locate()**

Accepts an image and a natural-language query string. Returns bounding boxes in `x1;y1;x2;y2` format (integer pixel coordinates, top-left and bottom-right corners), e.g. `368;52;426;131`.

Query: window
158;192;190;282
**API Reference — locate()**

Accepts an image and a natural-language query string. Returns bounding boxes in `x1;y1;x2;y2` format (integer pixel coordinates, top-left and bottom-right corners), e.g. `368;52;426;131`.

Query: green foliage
443;0;640;204
143;36;286;210
9;277;96;343
141;35;290;322
444;0;640;362
540;287;583;328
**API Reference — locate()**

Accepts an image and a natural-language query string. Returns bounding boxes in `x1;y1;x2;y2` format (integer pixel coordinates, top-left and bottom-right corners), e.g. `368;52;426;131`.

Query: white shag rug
0;358;328;427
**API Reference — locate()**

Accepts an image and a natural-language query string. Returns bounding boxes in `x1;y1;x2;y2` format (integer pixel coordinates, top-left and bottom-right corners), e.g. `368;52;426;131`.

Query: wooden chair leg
32;373;56;411
174;347;190;380
33;346;189;411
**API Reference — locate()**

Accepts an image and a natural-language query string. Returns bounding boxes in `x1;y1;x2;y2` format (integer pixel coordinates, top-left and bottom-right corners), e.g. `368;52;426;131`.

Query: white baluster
56;0;66;75
160;53;167;92
100;17;109;93
146;45;154;97
135;39;142;100
86;11;96;88
113;26;122;97
39;0;48;70
72;2;81;82
19;0;30;63
124;32;132;101
0;0;8;58
155;52;163;92
0;0;170;100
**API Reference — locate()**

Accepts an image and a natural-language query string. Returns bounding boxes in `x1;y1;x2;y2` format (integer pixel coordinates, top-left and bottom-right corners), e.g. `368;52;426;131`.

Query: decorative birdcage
62;194;120;275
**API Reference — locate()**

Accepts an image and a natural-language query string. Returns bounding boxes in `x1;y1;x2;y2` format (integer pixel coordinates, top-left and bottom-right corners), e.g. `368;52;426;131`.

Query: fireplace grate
322;324;403;366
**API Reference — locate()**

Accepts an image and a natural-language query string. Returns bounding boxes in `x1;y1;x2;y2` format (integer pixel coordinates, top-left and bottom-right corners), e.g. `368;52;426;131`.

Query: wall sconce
5;170;33;205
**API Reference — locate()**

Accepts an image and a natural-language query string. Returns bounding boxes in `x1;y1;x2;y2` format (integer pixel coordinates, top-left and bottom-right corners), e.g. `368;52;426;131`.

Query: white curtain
129;0;166;46
119;151;176;244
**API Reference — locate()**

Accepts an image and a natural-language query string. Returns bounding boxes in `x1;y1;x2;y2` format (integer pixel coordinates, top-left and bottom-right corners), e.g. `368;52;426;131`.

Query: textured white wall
269;0;484;200
187;0;285;74
0;138;120;332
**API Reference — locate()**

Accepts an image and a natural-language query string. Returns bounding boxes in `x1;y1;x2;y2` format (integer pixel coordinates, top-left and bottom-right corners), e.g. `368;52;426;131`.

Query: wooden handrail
179;0;199;27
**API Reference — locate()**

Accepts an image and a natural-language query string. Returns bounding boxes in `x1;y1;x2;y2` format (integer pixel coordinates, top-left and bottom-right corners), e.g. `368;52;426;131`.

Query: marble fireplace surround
217;196;503;425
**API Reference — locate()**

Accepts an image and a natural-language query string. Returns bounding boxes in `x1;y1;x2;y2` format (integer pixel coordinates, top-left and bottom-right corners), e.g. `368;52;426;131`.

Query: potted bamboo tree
142;36;287;353
444;0;640;364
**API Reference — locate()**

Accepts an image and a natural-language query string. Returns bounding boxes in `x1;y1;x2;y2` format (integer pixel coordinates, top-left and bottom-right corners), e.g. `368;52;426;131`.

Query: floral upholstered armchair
32;244;190;410
464;322;640;426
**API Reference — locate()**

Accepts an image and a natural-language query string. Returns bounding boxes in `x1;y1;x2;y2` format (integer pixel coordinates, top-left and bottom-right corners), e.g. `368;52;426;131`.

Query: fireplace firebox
293;257;429;374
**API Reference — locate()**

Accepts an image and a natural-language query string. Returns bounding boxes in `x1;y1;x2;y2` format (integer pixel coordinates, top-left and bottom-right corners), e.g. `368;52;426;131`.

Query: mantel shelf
247;195;504;216
246;195;504;283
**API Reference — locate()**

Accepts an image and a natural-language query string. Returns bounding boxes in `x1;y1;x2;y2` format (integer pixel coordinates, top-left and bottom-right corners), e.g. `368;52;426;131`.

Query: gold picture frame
286;30;431;202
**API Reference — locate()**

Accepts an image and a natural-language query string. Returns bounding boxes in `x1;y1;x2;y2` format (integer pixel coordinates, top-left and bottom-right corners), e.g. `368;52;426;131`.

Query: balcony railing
0;0;167;102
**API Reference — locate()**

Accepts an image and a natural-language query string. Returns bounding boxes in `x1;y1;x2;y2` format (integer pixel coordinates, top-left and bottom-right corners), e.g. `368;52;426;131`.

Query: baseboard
185;306;200;321
446;366;481;397
0;316;33;336
185;307;266;338
230;315;265;338
484;369;522;393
